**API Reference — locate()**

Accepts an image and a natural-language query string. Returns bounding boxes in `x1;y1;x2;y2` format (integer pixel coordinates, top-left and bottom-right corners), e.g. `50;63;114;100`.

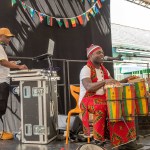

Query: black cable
9;85;18;115
7;107;20;120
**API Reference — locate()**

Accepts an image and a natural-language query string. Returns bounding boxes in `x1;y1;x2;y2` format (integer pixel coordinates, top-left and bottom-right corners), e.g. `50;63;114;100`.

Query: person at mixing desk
0;27;28;140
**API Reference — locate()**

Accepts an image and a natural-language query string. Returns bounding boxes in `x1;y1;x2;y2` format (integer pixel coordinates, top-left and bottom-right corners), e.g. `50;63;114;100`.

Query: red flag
38;12;44;23
77;16;84;25
63;19;69;28
97;0;102;8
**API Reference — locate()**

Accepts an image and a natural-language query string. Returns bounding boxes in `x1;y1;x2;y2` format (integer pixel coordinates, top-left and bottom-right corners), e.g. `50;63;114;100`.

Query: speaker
58;115;83;134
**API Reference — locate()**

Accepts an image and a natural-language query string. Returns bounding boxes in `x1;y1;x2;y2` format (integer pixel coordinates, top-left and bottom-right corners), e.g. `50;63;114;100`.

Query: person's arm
82;77;120;92
0;59;28;70
82;78;106;92
80;66;120;92
119;77;128;83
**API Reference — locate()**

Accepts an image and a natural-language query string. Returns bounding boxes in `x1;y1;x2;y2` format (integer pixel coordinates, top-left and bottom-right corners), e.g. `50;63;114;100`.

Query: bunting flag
47;16;53;26
38;12;44;23
11;0;16;6
85;12;90;21
71;18;76;27
56;18;63;27
63;19;69;28
21;2;27;10
93;4;99;14
30;8;35;18
77;15;85;25
89;8;95;17
97;0;102;8
11;0;103;28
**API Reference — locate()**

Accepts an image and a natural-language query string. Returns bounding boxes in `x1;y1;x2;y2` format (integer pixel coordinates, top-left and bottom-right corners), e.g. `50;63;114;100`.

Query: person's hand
145;91;150;98
105;79;120;84
10;61;16;64
146;78;150;86
127;75;140;81
104;79;121;88
18;64;28;70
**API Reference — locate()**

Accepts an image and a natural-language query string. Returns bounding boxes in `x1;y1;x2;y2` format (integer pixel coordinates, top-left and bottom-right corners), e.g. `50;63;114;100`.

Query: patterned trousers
80;95;136;148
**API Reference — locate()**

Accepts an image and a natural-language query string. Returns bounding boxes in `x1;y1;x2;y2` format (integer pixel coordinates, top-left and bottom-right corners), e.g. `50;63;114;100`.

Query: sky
110;0;150;31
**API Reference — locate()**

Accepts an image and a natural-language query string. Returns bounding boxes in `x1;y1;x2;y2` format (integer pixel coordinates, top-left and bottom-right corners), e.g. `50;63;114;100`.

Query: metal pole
147;63;150;78
8;56;33;60
66;61;71;112
62;60;67;115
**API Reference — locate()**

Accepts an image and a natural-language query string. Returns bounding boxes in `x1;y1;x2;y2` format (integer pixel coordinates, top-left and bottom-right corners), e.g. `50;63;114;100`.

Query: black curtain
0;0;112;114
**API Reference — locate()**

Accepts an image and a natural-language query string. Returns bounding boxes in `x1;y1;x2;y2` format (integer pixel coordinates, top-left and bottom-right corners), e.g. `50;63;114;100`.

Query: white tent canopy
126;0;150;9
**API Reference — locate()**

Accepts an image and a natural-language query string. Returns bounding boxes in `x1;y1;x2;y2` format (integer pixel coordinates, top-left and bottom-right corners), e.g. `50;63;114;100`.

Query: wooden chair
65;85;90;144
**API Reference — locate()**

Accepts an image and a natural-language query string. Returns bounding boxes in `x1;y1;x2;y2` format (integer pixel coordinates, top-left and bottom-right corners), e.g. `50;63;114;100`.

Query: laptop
33;39;55;60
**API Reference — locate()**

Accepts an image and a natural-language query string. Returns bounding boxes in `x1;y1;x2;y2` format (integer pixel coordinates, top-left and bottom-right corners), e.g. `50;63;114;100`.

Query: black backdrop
0;0;112;114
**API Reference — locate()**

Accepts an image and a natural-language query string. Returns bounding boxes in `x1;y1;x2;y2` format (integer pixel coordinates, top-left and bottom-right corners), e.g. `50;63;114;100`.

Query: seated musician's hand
127;75;140;81
145;91;150;98
104;79;121;88
104;79;121;89
18;64;28;70
146;78;150;86
10;61;16;64
105;79;120;84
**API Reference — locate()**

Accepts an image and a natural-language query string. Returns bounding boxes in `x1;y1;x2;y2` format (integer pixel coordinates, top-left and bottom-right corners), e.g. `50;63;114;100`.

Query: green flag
56;18;63;27
11;0;16;6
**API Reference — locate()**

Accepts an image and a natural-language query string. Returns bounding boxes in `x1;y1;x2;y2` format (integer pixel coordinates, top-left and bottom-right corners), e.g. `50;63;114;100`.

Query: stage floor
0;136;150;150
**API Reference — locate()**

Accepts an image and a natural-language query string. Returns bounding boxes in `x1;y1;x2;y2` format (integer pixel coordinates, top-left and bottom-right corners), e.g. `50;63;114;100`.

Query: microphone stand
47;55;53;76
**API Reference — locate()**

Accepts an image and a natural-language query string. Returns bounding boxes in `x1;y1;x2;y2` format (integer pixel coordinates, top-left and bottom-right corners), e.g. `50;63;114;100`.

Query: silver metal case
19;76;58;144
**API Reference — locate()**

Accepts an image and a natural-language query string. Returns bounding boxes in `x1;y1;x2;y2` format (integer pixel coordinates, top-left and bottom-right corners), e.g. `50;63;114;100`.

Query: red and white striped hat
87;44;102;57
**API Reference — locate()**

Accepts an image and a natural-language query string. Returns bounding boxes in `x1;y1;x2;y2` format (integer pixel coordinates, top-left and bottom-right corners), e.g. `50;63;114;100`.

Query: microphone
104;54;122;61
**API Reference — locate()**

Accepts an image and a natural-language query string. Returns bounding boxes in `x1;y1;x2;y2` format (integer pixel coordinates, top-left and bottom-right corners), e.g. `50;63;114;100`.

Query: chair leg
87;137;90;143
66;113;71;144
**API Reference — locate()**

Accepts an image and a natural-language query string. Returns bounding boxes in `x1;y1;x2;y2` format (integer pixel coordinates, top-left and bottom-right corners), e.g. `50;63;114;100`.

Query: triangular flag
83;13;88;23
89;8;95;17
56;18;63;27
11;0;16;6
63;19;69;28
97;0;102;8
93;5;99;14
47;16;53;26
21;2;27;10
38;12;44;23
85;12;90;21
30;8;35;18
77;15;84;25
70;18;76;27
